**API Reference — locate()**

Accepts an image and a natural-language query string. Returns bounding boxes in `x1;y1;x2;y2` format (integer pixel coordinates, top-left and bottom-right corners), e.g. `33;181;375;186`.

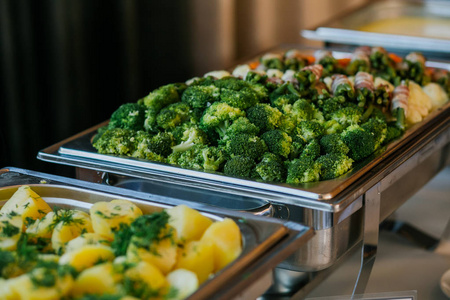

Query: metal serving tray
302;0;450;56
37;46;450;276
0;167;313;300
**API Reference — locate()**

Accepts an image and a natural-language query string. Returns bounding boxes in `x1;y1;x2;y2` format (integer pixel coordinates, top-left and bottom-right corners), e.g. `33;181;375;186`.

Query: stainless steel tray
37;46;450;274
0;167;313;300
37;46;450;207
302;0;450;55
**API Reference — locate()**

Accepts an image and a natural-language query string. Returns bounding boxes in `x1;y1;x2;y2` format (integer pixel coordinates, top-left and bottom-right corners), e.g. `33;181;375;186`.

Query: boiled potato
175;240;214;283
5;272;73;300
127;234;178;275
201;218;242;272
0;185;52;227
71;262;121;297
65;232;110;253
26;211;57;239
51;210;94;253
167;205;213;243
90;199;143;240
423;82;449;110
0;214;23;250
124;261;168;294
59;244;115;272
166;269;199;300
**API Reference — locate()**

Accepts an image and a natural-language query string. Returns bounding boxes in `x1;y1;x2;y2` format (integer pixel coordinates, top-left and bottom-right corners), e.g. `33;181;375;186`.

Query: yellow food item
0;185;52;227
166;269;199;300
124;261;168;292
201;218;242;272
59;244;115;272
423;82;449;110
65;232;110;253
90;199;143;240
71;262;121;297
51;210;94;253
167;204;213;243
0;186;244;298
5;272;73;300
175;240;214;283
407;81;433;124
127;233;178;275
0;214;23;251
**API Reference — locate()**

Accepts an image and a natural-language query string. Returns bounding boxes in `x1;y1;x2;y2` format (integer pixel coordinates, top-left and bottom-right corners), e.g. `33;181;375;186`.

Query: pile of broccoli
92;47;448;185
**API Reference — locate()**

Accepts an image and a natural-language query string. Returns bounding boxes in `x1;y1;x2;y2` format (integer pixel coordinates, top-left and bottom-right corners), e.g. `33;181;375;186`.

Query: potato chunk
0;214;23;251
0;186;52;227
167;205;213;243
175;240;214;283
167;269;199;300
71;262;121;297
51;210;94;254
124;261;168;295
59;245;115;272
90;199;143;240
201;218;242;272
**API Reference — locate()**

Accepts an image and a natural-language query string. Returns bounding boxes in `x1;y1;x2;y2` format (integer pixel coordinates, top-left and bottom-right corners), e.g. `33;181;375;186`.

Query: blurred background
0;0;369;177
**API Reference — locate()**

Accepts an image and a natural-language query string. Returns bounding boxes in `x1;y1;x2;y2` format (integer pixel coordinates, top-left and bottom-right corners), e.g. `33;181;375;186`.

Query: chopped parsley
1;220;20;237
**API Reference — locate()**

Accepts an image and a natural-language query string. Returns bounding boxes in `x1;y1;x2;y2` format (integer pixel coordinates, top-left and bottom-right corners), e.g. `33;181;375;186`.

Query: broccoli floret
220;87;259;110
329;106;363;127
108;103;146;131
132;131;174;159
271;94;299;110
283;99;323;124
254;153;287;183
223;155;256;179
323;119;345;135
246;103;282;134
318;96;346;120
199;102;246;139
361;118;387;151
261;130;292;159
320;133;350;155
269;83;300;105
384;124;404;144
92;128;136;156
286;156;321;184
213;77;248;90
223;117;260;137
168;144;225;171
92;126;108;144
222;133;268;161
140;83;181;112
171;124;209;153
245;71;268;85
299;139;321;161
341;125;376;161
294;120;325;142
278;115;297;135
181;85;220;110
289;134;307;160
156;102;191;131
316;153;354;180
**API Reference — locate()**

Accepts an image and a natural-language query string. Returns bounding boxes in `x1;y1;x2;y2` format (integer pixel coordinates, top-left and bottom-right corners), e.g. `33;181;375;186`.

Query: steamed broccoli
246;103;282;134
293;120;325;142
199;102;246;139
288;134;307;160
323;119;345;135
317;96;346;120
131;131;168;162
220;117;260;142
171;123;209;153
223;156;256;179
271;94;300;111
299;139;321;161
254;153;287;183
261;129;292;159
222;133;268;161
341;125;376;161
286;156;321;184
213;77;268;109
108;103;146;131
140;83;182;112
181;85;220;109
319;133;349;155
360;118;387;151
282;99;323;125
329;106;363;127
316;152;354;180
156;102;191;130
269;83;301;107
168;144;225;171
93;128;136;156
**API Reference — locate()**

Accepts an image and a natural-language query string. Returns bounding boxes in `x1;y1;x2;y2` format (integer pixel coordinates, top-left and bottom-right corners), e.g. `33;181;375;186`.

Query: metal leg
351;183;381;297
